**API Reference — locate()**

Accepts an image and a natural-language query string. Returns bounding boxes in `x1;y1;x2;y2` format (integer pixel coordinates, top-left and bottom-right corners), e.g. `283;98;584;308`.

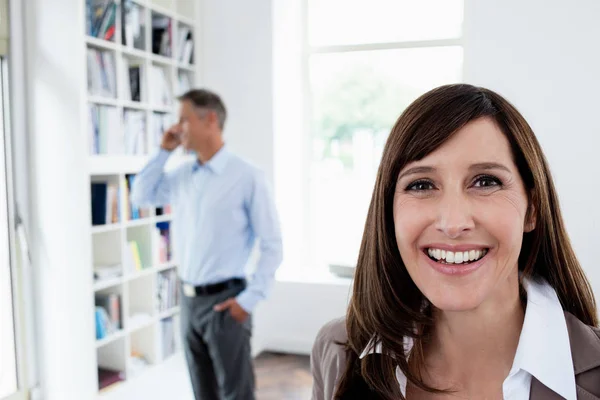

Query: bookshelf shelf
124;267;156;282
149;3;177;20
154;215;172;223
96;330;126;349
150;105;173;113
149;53;173;67
92;223;122;234
86;36;118;51
122;101;147;111
156;262;176;272
94;277;124;292
126;315;155;333
158;306;180;320
124;217;153;228
88;96;120;107
121;46;147;59
177;63;195;72
85;0;197;394
177;15;195;27
89;156;149;175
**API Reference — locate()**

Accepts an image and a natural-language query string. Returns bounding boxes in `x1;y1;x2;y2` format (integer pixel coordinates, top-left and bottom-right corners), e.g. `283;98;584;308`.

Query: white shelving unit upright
84;0;199;395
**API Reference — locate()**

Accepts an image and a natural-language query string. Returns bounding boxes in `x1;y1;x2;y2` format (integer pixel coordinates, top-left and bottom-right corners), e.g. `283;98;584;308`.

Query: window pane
0;56;17;398
309;47;462;268
308;0;463;46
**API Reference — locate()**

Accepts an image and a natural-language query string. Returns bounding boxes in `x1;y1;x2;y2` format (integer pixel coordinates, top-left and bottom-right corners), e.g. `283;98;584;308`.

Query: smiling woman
310;84;600;400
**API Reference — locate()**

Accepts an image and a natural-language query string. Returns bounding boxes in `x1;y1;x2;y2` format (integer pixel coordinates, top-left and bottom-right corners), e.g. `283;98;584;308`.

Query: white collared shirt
360;278;576;399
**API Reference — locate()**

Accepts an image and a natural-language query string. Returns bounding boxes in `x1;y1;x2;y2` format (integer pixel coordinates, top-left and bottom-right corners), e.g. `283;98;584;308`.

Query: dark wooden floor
254;352;313;400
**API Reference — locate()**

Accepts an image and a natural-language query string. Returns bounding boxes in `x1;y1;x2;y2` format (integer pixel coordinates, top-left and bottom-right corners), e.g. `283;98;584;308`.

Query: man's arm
131;124;182;207
235;170;283;313
130;149;174;207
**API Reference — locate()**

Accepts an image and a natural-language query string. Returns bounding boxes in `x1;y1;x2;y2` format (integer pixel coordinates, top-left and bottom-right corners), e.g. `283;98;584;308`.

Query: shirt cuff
156;148;172;162
236;290;260;313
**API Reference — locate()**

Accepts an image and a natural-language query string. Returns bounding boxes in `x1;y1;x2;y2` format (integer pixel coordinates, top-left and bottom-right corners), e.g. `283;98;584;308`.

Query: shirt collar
192;146;229;174
359;278;576;399
511;278;576;399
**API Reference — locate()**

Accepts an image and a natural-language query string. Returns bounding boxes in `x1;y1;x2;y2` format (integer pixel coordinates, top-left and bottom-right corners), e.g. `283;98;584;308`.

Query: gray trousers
180;283;255;400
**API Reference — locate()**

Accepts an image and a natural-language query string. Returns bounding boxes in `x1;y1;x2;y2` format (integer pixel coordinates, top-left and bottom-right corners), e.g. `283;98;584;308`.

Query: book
177;72;192;96
155;222;171;263
124;109;146;155
149;66;172;106
128;66;141;102
126;174;151;219
150;113;172;151
95;293;121;331
157;268;178;312
122;0;146;50
98;367;125;390
94;263;122;280
88;105;122;155
88;0;116;40
95;307;109;339
87;48;117;98
159;317;176;360
182;40;193;64
156;205;172;216
129;241;143;271
151;13;171;57
91;182;120;225
177;26;193;63
128;351;149;377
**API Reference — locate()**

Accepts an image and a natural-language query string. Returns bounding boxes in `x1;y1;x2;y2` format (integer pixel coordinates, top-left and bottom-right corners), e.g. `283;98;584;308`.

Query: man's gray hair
178;89;227;130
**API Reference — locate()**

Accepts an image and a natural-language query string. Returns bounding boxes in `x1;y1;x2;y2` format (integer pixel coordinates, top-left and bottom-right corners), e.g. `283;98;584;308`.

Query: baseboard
259;336;314;356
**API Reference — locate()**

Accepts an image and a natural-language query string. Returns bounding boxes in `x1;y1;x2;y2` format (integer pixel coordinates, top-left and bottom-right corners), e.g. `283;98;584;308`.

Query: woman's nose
435;192;475;239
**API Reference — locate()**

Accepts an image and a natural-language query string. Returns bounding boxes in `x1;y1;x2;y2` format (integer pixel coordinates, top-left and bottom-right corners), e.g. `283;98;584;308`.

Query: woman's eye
473;175;502;188
406;180;435;191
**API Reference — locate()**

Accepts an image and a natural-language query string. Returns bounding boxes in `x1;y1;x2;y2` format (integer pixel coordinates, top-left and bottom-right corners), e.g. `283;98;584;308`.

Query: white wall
200;0;275;181
203;0;600;357
253;279;351;354
463;0;600;299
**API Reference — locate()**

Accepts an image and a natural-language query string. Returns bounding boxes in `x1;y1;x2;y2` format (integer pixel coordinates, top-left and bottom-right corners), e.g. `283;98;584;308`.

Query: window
0;55;19;400
306;0;464;270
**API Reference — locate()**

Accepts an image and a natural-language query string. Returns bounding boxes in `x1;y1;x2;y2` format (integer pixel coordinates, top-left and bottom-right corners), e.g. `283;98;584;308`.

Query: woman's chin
425;290;486;312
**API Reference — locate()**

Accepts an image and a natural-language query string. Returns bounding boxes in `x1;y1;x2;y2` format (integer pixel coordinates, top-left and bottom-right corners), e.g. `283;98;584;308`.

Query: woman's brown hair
335;84;598;399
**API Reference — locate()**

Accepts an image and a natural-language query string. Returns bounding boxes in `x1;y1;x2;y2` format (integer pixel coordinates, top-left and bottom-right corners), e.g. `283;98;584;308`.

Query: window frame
301;0;464;272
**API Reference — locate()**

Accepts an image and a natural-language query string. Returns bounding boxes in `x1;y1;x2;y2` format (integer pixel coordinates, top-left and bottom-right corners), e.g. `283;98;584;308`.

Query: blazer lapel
564;313;600;376
530;377;565;399
530;313;600;400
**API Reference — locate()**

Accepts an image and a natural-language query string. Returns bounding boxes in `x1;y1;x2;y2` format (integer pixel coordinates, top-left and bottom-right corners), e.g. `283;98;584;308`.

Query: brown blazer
311;312;600;399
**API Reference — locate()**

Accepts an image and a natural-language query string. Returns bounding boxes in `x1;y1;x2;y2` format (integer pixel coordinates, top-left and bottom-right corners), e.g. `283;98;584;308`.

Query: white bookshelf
84;0;198;395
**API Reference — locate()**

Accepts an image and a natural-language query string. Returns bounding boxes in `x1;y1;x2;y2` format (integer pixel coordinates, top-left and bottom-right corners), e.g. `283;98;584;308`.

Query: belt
182;278;246;297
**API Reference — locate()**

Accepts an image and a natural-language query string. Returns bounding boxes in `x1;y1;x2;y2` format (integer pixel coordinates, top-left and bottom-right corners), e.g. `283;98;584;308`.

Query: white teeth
427;248;488;264
455;252;463;263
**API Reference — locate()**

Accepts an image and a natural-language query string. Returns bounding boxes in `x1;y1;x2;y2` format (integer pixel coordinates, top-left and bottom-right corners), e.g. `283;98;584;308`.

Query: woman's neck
423;276;525;394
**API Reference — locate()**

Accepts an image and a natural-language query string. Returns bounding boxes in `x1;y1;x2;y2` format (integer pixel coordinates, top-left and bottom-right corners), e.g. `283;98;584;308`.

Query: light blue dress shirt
130;146;283;312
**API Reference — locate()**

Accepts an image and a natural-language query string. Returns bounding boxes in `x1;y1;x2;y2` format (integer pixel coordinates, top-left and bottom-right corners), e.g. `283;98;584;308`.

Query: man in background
131;89;283;400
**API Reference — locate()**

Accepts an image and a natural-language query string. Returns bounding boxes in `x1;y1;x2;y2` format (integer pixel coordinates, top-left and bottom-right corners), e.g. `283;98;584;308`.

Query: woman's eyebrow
398;166;435;181
398;162;511;181
469;162;511;173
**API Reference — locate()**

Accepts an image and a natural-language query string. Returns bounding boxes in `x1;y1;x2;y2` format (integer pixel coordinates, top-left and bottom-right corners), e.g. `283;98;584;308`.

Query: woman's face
393;118;534;311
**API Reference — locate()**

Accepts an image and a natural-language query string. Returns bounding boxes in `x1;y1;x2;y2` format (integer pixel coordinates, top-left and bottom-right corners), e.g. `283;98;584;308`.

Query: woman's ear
524;194;537;233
